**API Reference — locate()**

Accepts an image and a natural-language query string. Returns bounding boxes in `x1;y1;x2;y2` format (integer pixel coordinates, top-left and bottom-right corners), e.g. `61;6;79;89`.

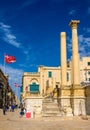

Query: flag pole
4;53;6;74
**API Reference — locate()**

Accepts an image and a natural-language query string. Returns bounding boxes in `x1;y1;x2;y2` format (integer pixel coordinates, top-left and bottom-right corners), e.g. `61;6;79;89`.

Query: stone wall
85;87;90;115
23;97;42;118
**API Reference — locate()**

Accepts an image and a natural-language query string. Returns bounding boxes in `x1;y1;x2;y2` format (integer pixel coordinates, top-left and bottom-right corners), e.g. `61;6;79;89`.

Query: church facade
21;20;90;117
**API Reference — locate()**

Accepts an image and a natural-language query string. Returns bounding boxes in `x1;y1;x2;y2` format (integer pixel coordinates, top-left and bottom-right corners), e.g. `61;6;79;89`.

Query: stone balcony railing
24;91;40;98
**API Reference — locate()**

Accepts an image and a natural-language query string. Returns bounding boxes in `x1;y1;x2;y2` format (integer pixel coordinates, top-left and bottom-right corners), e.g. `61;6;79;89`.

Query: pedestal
60;88;73;116
73;86;86;116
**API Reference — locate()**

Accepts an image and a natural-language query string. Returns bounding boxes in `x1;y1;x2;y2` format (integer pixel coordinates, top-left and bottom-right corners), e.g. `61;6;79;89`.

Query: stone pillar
52;77;56;90
52;78;57;98
39;66;43;95
69;20;86;116
60;32;72;116
61;32;67;87
69;20;80;86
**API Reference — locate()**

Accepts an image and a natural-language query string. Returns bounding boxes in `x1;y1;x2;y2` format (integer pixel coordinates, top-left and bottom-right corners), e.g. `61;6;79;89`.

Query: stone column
61;32;67;87
52;77;56;90
52;77;57;98
69;20;80;86
60;32;72;116
39;66;43;95
69;20;86;116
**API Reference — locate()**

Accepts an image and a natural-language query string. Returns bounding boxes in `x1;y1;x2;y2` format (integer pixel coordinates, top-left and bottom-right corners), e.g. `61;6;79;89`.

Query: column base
60;97;73;116
60;87;73;116
73;98;86;116
72;85;86;116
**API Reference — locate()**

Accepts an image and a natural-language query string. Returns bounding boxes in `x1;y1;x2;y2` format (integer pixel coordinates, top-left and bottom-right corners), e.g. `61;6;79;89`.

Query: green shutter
30;82;39;93
20;86;23;92
88;62;90;66
48;71;52;78
67;72;69;81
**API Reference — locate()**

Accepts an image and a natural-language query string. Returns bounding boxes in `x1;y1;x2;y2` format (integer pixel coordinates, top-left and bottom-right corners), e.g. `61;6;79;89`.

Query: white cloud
0;22;10;29
67;33;90;58
19;0;39;9
88;7;90;14
0;22;21;48
79;35;90;45
78;35;84;43
67;36;72;52
0;22;33;62
83;27;90;33
67;43;72;51
84;37;90;45
78;34;90;57
23;46;31;55
69;9;76;15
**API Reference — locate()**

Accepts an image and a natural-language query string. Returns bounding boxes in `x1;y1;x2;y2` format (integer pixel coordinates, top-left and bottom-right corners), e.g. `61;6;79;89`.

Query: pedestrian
3;104;6;115
9;105;12;112
11;104;15;112
20;107;24;117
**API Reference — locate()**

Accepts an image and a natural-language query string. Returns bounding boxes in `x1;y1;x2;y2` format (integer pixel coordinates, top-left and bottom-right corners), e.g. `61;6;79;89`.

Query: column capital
69;20;80;29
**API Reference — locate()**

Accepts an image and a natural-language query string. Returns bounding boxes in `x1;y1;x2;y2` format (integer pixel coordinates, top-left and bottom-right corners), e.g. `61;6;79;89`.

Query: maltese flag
14;83;20;87
5;54;16;63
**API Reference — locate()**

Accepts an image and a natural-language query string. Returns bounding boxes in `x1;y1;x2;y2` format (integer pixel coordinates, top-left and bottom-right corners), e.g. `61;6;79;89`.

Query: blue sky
0;0;90;98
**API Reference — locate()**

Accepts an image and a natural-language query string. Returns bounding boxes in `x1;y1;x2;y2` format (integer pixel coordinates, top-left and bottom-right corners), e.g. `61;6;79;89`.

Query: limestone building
21;20;90;117
0;69;16;107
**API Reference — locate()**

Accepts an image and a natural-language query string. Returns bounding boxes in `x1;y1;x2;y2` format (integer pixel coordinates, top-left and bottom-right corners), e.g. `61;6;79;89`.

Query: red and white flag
14;83;20;87
5;54;16;63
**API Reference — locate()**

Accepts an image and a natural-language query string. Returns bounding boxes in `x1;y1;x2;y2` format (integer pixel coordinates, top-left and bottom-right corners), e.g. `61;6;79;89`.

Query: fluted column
60;32;72;116
69;20;80;86
52;77;56;90
61;32;67;87
69;20;86;116
39;66;43;95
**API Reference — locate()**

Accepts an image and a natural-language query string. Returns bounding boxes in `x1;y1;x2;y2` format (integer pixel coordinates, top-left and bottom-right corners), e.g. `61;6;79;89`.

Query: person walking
3;104;6;115
20;107;24;117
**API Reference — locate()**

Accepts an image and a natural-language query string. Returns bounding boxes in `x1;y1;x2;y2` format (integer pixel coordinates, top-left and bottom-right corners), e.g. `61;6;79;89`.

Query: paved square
0;109;90;130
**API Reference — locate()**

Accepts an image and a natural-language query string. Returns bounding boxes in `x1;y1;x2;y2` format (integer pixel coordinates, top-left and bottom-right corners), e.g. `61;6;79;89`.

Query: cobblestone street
0;109;90;130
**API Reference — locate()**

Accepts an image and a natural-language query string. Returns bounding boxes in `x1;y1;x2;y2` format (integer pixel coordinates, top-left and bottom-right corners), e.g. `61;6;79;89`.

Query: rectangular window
67;72;69;81
89;78;90;81
48;71;52;78
88;71;90;75
87;62;90;66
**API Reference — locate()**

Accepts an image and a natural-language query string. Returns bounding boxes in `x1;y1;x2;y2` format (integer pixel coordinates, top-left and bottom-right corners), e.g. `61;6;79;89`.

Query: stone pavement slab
0;109;90;130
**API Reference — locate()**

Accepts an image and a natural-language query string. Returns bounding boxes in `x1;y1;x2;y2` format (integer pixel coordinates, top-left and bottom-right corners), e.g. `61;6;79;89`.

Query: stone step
42;113;62;117
43;100;57;103
43;101;57;104
43;104;58;107
43;107;59;111
43;104;59;108
43;100;54;103
42;110;60;114
42;96;61;117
